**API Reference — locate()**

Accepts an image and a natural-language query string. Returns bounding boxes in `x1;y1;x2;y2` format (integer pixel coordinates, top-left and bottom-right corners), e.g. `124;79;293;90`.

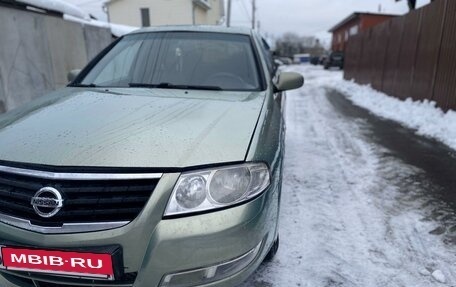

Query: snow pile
19;0;138;37
63;14;138;37
63;14;108;28
293;65;456;151
109;23;138;38
330;80;456;151
18;0;90;19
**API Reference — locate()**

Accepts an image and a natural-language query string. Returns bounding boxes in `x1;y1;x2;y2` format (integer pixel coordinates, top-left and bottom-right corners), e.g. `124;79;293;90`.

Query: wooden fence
344;0;456;111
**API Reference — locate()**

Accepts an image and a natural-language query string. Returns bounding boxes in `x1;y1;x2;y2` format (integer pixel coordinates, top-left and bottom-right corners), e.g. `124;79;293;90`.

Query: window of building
140;8;150;27
349;25;359;36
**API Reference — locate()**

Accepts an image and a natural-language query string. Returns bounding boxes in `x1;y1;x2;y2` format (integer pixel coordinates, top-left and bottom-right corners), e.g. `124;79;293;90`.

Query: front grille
35;280;134;287
35;272;138;287
0;169;159;227
35;281;134;287
2;271;137;287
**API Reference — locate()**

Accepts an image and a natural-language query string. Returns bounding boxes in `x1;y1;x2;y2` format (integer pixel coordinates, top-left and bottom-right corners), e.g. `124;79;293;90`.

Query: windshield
78;32;262;91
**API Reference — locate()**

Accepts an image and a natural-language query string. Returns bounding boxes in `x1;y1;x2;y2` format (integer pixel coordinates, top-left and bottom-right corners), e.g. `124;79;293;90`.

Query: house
105;0;225;27
329;12;397;52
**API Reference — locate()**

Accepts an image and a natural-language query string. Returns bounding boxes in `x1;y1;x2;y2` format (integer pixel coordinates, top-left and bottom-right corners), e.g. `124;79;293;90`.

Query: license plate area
0;246;119;280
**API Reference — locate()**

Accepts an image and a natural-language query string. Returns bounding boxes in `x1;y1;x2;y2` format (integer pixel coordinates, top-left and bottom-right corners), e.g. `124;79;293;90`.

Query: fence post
430;0;448;101
380;21;392;91
392;18;406;96
409;9;423;96
355;35;363;83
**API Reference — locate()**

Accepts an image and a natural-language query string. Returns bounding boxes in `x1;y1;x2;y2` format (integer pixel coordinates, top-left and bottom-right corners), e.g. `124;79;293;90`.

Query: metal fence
0;3;113;114
344;0;456;111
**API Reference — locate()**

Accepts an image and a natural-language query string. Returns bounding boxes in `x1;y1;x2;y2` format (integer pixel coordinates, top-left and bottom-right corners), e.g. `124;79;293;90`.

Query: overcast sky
66;0;430;44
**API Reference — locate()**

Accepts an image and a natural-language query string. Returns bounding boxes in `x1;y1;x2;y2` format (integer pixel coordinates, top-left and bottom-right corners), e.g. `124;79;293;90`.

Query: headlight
165;163;270;216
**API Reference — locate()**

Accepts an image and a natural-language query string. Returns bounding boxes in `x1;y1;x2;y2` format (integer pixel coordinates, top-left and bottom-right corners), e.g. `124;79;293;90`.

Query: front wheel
263;235;279;262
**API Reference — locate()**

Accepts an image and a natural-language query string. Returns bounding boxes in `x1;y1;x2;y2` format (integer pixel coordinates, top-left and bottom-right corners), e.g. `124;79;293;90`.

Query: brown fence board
370;21;390;90
411;0;446;101
382;17;405;96
344;34;362;81
393;9;421;100
358;31;373;85
344;0;456;111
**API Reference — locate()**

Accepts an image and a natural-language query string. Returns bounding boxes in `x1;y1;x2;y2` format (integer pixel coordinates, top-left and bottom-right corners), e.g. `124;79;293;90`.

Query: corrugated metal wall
344;0;456;111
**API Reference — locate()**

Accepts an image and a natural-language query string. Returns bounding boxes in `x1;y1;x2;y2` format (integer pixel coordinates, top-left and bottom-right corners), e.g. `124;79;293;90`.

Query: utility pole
227;0;232;27
252;0;256;30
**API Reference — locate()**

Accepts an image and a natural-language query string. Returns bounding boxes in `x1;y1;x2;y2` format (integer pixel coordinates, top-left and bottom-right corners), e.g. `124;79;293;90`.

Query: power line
227;0;258;29
238;0;251;22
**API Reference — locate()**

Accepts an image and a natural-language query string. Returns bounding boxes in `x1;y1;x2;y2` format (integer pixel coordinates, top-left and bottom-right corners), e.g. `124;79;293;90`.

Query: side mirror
67;69;82;83
273;59;283;75
274;72;304;92
274;59;284;67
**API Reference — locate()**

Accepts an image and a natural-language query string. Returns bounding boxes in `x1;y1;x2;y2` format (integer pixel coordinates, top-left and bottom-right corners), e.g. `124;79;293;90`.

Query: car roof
130;25;253;36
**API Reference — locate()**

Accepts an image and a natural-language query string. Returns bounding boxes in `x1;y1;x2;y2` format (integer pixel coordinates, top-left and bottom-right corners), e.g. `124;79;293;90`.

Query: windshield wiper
128;82;222;91
70;83;98;88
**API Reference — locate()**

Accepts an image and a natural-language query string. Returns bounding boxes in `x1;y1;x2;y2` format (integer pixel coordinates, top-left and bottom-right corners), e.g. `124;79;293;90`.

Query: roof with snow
17;0;90;19
12;0;138;37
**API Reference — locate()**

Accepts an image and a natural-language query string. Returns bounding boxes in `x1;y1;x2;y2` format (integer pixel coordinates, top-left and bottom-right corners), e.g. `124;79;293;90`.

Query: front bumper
0;173;280;287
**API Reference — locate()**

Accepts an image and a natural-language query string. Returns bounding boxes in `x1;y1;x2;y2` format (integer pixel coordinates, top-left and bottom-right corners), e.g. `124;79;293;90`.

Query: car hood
0;88;265;168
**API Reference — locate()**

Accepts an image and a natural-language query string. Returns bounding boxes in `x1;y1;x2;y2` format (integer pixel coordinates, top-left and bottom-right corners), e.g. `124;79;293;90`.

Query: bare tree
275;33;325;57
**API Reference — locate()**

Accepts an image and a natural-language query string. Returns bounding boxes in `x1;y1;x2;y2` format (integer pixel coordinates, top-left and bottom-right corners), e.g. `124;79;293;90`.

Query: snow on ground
293;65;456;151
241;65;456;286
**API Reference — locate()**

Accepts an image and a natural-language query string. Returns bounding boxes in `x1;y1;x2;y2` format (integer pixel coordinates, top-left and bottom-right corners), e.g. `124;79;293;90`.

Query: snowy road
241;65;456;287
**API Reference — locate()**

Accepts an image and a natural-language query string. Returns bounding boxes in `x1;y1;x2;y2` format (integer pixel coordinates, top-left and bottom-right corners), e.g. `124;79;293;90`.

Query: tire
263;235;279;262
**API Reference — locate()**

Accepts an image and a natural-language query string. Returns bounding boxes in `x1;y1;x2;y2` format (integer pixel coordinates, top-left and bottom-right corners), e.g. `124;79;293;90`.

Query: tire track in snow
241;66;456;287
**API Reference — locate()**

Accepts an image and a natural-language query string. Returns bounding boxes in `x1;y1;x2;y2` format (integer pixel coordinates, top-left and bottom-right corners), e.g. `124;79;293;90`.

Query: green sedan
0;26;303;287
